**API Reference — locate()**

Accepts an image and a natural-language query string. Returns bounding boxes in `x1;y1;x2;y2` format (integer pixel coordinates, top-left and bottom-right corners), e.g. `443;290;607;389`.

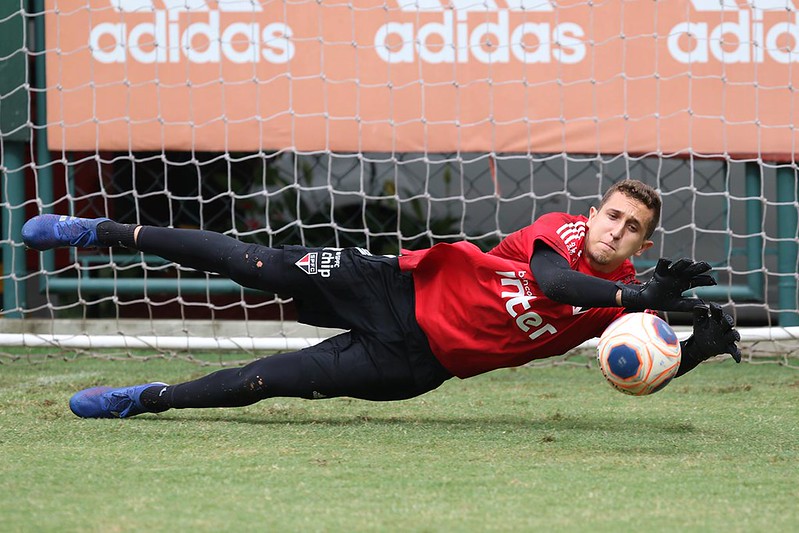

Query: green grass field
1;355;798;532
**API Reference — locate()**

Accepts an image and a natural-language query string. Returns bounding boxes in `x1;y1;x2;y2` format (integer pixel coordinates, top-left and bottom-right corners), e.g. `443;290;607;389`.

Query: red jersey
398;212;639;378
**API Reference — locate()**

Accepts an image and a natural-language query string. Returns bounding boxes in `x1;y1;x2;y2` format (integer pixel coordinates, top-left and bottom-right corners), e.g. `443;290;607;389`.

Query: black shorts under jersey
273;245;454;400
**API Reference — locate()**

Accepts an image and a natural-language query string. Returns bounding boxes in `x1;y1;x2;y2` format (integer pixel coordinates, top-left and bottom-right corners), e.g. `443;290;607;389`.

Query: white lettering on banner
88;0;799;67
110;0;262;10
374;10;586;65
496;271;557;341
668;0;799;64
90;1;294;64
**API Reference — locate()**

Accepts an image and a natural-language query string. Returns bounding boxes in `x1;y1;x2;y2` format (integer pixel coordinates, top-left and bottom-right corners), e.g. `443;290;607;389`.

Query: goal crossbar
2;328;797;353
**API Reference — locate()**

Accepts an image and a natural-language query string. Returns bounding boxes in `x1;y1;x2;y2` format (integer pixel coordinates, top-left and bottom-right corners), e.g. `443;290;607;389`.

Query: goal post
1;0;799;362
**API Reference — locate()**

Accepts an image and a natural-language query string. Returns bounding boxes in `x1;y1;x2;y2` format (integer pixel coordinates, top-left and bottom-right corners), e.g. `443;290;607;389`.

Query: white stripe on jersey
555;221;586;246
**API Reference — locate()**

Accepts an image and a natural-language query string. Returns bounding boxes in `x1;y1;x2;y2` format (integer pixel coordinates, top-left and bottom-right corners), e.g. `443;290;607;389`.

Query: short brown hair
599;179;662;239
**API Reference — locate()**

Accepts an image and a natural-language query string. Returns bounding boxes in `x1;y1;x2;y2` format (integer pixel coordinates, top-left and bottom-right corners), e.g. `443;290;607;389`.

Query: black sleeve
529;241;621;308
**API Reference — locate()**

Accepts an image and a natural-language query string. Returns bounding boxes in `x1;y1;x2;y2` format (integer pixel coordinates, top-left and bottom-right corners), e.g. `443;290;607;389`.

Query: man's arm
531;241;717;311
530;242;622;307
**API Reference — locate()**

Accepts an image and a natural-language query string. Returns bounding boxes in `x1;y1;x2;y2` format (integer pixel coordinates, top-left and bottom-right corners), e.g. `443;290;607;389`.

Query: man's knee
225;245;284;291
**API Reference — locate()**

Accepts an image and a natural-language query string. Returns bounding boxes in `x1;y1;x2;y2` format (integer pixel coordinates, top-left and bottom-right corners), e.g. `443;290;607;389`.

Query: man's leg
22;215;290;294
133;225;289;293
69;332;453;418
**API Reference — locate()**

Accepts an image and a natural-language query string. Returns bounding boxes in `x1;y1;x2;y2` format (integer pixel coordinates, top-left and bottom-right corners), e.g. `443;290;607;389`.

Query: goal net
1;0;798;364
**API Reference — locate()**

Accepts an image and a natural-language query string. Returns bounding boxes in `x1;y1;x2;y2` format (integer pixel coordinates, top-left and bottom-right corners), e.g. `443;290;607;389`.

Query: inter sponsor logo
496;270;557;341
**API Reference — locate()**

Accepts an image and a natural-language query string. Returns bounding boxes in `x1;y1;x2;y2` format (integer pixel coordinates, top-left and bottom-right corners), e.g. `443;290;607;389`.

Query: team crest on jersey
295;253;319;275
295;249;343;277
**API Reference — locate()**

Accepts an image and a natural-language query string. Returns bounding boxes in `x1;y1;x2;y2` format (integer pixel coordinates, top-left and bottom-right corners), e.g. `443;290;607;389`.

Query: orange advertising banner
47;0;799;156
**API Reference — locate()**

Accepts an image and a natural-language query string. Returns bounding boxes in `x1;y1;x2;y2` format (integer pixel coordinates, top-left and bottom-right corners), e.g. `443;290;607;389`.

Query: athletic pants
134;227;453;410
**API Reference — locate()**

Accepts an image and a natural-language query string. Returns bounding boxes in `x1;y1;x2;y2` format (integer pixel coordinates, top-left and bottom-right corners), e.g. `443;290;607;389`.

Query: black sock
96;221;138;248
139;384;171;413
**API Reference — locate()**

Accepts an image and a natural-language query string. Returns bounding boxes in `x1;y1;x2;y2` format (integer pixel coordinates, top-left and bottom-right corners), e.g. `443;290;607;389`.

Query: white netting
0;0;797;362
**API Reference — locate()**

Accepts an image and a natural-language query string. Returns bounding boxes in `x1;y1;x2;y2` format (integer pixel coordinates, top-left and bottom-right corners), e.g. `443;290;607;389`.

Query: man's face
584;191;655;273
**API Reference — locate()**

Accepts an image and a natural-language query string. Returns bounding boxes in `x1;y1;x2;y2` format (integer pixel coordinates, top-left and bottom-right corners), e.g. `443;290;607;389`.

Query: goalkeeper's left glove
676;303;742;377
617;258;717;312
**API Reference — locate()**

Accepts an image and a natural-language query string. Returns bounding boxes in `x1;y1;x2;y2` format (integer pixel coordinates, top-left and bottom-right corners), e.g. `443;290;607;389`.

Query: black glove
617;258;716;312
676;303;742;377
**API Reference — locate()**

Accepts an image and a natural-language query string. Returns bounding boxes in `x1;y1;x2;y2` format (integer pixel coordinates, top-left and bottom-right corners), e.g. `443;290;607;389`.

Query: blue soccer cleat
69;382;168;419
21;214;110;251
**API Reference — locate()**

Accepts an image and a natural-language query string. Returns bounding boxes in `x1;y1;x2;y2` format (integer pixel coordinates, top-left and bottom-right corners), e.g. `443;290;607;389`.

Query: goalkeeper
22;179;741;419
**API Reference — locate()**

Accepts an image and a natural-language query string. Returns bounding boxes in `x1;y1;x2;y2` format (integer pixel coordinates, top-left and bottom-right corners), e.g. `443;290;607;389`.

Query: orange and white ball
596;313;681;396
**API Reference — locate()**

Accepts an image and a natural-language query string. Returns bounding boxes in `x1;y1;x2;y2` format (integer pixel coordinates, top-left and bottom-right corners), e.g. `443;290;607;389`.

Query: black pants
135;227;453;409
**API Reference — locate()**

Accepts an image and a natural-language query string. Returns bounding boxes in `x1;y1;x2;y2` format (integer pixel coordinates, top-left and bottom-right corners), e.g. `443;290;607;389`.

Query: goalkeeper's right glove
675;303;742;377
617;257;716;312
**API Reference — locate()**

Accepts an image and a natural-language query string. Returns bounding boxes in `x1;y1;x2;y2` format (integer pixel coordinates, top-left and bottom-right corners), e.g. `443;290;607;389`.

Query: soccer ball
596;313;682;396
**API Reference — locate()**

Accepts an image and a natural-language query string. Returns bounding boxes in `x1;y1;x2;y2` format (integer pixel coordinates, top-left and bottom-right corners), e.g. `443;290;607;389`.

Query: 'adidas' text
90;2;293;64
669;1;799;64
375;11;585;64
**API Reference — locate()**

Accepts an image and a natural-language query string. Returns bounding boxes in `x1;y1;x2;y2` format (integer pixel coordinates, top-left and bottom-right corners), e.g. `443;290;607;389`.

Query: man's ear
587;206;598;227
634;239;654;257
